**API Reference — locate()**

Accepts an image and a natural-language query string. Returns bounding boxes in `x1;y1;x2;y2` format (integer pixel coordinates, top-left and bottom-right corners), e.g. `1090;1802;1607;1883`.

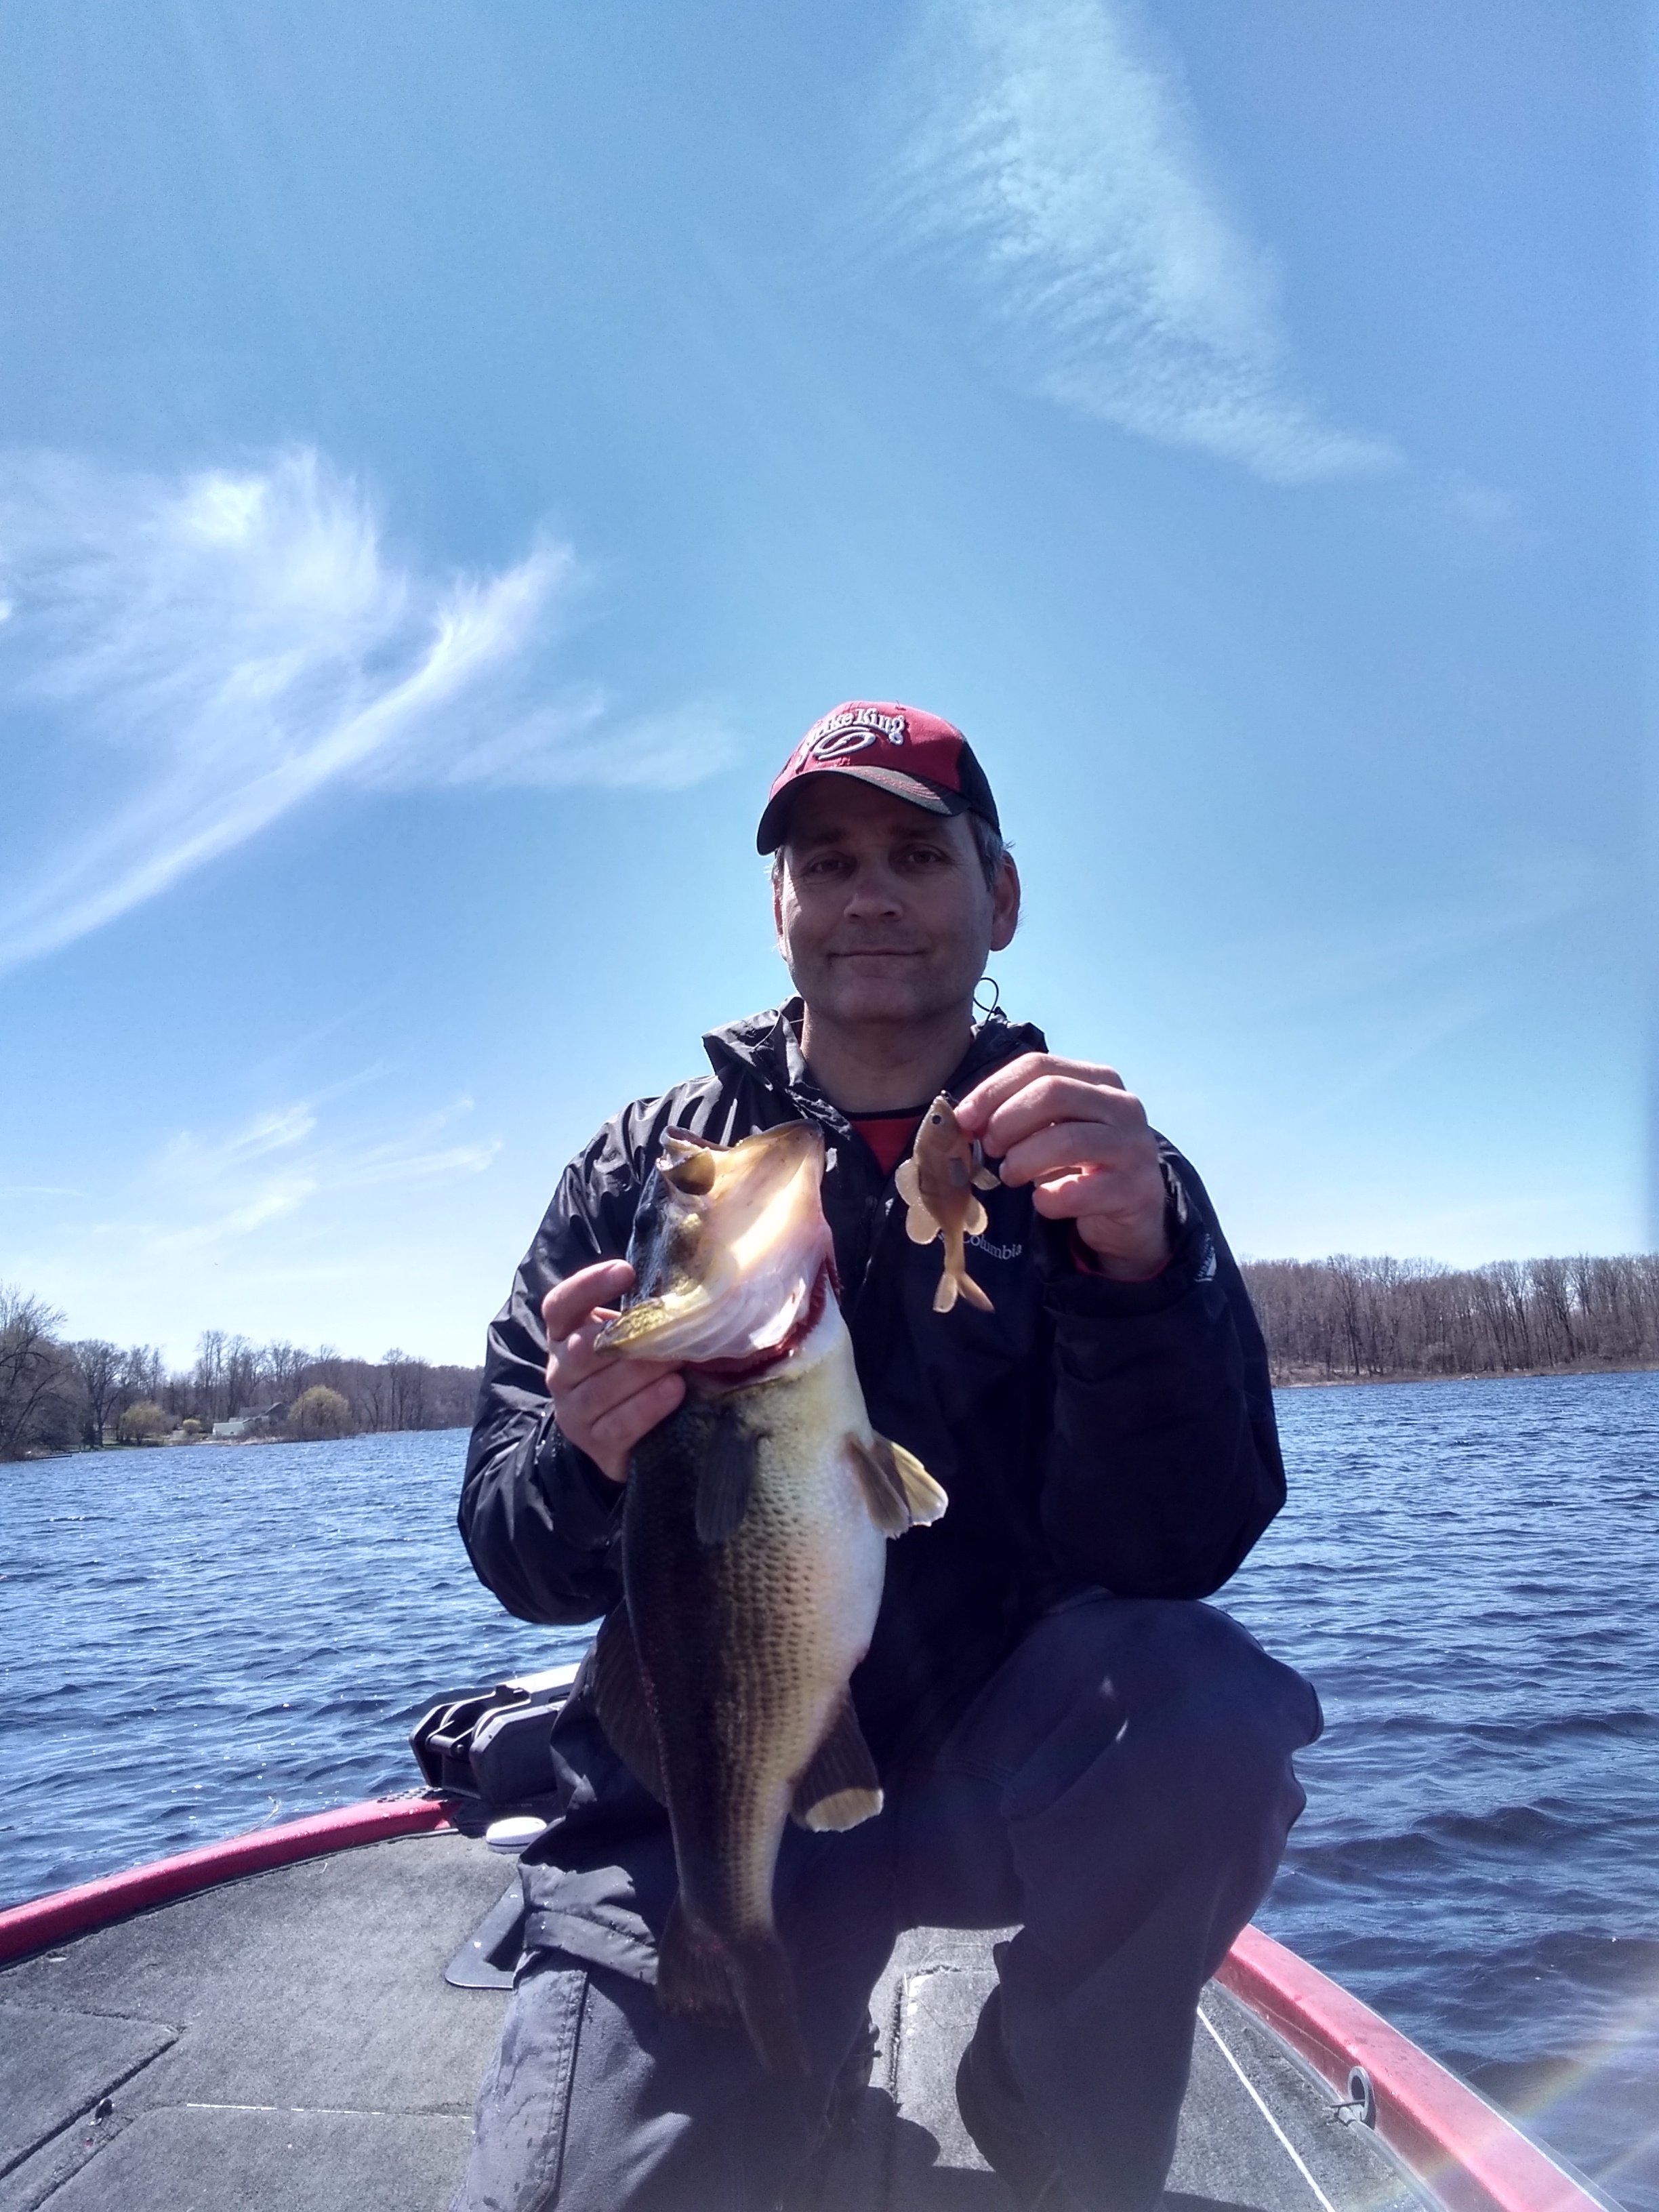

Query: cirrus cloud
0;445;734;974
888;0;1397;484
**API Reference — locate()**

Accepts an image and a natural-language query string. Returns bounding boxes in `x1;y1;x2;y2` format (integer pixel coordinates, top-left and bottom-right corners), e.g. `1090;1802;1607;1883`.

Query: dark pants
451;1597;1322;2212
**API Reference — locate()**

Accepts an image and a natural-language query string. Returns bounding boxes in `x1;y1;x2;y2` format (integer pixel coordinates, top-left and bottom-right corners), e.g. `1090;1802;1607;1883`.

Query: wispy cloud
5;1085;508;1360
136;1093;500;1258
888;0;1395;483
0;446;735;972
1240;851;1607;1019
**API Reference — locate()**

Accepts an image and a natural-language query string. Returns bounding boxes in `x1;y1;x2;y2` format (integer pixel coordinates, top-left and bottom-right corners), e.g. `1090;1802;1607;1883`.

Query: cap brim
756;766;964;853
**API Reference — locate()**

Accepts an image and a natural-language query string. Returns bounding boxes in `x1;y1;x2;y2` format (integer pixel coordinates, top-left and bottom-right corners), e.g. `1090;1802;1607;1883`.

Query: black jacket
459;1002;1284;1767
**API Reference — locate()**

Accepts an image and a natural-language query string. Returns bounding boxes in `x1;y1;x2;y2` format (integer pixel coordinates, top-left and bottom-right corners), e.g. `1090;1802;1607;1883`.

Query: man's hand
955;1054;1171;1282
541;1261;685;1485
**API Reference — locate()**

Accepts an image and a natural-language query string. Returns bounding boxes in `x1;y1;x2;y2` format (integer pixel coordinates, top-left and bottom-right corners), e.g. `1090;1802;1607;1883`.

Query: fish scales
591;1120;947;2074
628;1335;888;1934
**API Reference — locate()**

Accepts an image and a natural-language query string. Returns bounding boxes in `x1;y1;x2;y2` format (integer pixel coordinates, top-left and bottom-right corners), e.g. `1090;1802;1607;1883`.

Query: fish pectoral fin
880;1433;947;1523
846;1434;914;1536
792;1698;883;1831
847;1432;947;1533
592;1603;666;1804
657;1894;732;2015
695;1404;759;1544
895;1162;941;1244
972;1163;1000;1191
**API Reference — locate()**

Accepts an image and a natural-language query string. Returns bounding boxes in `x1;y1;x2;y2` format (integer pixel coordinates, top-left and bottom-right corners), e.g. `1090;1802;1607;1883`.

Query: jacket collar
703;999;1047;1121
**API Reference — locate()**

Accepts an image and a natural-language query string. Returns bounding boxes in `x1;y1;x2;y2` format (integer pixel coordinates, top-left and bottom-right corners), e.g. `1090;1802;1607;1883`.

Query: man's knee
996;1597;1321;1827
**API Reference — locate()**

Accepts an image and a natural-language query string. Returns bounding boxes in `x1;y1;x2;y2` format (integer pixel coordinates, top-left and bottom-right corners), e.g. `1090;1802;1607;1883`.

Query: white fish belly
715;1315;890;1919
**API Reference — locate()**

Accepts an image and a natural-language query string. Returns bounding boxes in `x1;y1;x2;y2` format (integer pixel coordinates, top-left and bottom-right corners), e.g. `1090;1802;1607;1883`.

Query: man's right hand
541;1260;684;1486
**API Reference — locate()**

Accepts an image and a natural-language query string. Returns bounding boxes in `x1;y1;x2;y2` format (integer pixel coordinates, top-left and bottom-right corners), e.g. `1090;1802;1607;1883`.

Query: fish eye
928;1112;943;1126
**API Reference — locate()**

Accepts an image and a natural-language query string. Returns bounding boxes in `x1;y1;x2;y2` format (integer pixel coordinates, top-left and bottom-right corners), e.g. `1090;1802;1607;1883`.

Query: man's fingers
956;1054;1126;1134
1028;1168;1129;1219
542;1260;635;1345
556;1353;680;1426
584;1372;685;1461
996;1117;1156;1191
977;1078;1145;1161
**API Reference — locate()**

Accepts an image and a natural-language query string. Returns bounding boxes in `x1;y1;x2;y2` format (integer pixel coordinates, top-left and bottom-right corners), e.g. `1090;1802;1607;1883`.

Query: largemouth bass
895;1092;1000;1313
591;1120;946;2074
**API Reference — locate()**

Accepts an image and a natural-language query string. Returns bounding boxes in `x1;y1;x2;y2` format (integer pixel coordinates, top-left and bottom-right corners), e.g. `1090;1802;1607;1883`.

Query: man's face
772;778;1018;1032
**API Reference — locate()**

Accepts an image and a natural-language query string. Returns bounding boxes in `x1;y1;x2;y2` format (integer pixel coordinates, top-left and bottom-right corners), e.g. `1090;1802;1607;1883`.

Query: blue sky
0;0;1647;1366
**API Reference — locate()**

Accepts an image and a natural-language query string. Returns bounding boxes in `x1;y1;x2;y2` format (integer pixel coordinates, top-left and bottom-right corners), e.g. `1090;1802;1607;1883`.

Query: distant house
210;1403;287;1441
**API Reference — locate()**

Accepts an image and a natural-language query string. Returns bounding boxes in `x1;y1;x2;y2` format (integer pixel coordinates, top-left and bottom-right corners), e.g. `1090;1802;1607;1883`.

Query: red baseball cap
756;700;1001;854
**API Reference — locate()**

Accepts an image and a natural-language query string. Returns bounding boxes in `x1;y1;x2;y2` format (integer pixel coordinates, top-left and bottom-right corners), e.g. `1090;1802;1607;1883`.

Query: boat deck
1;1826;1420;2212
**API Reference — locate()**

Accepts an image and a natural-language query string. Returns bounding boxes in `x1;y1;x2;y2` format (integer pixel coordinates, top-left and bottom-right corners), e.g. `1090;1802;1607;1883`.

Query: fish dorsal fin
964;1197;988;1237
791;1696;883;1830
972;1164;999;1191
847;1432;948;1533
592;1604;666;1804
894;1156;920;1204
695;1403;758;1544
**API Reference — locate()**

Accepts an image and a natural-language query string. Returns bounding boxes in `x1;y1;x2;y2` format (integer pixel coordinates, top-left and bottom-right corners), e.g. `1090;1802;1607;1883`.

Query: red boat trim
1221;1924;1601;2212
0;1795;453;1967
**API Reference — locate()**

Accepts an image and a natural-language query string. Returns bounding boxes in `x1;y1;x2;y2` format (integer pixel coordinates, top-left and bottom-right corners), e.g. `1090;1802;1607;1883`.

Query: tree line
1239;1252;1659;1385
0;1284;485;1460
7;1248;1655;1458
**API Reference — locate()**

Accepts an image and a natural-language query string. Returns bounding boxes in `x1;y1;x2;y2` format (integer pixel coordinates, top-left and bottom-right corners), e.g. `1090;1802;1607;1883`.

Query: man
455;701;1320;2212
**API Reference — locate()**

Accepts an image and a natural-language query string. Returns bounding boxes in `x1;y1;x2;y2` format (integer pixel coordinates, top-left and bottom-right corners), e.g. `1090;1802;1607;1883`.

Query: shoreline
12;1426;471;1465
1272;1361;1657;1391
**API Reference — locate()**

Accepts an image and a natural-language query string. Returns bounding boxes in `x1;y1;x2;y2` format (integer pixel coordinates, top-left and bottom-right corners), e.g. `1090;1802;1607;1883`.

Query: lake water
2;1371;1654;2206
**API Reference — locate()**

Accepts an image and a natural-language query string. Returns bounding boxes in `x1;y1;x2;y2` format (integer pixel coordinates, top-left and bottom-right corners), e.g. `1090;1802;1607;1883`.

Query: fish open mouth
688;1258;836;1383
595;1122;837;1368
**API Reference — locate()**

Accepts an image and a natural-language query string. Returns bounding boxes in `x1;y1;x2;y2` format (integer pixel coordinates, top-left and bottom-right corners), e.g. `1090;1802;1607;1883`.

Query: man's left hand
955;1054;1171;1282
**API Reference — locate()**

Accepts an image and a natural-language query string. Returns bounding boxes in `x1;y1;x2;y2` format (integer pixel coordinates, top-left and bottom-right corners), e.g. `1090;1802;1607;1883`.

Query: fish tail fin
729;1927;811;2078
933;1267;960;1313
958;1269;994;1313
656;1893;732;2018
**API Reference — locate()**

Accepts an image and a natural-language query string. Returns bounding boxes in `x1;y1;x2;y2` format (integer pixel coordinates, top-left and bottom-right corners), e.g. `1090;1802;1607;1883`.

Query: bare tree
222;1334;259;1419
0;1286;78;1460
121;1345;167;1405
1241;1252;1659;1382
70;1340;123;1447
193;1329;228;1423
258;1342;311;1400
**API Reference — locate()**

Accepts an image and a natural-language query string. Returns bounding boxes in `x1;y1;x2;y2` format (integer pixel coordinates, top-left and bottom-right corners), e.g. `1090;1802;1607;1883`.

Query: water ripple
1224;1370;1659;2210
1;1375;1655;2205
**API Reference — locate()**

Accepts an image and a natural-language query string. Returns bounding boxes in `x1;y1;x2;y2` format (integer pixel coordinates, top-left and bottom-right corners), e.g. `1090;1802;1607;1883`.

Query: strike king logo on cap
757;699;1000;853
793;705;911;763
